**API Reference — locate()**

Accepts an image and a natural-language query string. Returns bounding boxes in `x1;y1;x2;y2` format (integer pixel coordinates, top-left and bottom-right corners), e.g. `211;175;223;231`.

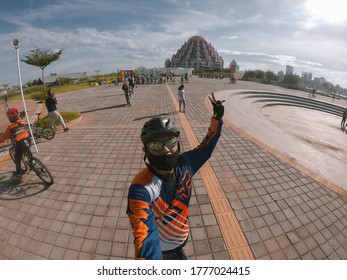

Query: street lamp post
13;38;38;153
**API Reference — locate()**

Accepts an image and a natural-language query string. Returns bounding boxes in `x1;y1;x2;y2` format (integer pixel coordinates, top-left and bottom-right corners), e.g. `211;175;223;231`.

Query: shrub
39;111;80;128
56;77;73;85
30;91;47;102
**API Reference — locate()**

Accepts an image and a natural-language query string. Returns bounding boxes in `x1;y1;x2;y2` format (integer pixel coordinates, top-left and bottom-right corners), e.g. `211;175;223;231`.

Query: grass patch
39;111;80;128
47;82;92;94
9;82;93;102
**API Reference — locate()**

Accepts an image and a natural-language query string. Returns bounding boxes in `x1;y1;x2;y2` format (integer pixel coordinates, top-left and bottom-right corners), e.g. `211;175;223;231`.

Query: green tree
265;70;278;83
283;74;300;88
2;83;9;89
322;81;334;94
242;70;256;81
21;48;63;92
255;70;265;81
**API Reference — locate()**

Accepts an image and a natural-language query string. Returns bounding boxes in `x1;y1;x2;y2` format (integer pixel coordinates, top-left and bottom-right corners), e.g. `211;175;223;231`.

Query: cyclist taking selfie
127;92;224;260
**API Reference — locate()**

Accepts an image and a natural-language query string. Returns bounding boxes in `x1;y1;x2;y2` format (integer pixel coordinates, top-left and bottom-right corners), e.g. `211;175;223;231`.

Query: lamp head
13;38;20;49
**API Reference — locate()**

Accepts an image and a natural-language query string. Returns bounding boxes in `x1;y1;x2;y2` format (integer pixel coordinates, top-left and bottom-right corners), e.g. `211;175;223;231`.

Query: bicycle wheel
27;124;39;141
30;157;54;185
42;127;55;140
9;147;29;173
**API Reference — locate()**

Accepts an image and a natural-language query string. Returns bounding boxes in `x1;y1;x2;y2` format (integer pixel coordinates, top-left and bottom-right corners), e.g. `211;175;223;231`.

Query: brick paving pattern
0;77;346;260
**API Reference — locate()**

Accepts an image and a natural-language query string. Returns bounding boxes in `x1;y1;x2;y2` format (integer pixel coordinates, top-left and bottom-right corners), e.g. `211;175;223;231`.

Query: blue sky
1;0;347;88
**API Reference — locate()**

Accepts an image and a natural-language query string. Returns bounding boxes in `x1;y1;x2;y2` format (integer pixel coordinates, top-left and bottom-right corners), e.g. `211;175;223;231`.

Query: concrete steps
236;91;344;117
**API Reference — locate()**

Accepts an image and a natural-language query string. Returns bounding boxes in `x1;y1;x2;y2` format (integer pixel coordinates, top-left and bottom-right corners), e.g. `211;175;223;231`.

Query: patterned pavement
0;77;346;260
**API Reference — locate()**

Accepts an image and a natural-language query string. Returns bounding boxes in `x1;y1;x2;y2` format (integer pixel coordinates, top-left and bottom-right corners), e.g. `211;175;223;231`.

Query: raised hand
208;92;225;120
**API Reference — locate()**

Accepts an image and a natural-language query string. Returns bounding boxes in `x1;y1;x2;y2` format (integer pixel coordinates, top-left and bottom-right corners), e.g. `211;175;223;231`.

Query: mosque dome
188;36;207;43
165;36;224;70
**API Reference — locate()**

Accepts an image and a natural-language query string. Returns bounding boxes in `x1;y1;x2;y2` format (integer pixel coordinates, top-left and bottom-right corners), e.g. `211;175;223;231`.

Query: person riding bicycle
0;108;33;177
127;92;224;260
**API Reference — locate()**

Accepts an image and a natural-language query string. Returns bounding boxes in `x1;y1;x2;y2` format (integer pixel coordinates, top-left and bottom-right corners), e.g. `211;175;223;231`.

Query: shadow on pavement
81;104;126;114
132;111;178;122
0;175;52;201
95;94;124;98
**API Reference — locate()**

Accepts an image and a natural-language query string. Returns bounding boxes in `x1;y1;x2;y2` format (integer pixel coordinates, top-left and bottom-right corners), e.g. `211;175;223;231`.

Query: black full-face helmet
47;89;54;96
141;116;180;145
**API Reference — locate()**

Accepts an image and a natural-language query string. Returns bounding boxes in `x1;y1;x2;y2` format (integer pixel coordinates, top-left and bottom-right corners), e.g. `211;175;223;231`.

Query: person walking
129;76;135;93
122;81;131;106
184;73;189;83
127;92;224;260
177;84;186;113
45;89;69;132
341;108;347;130
3;91;9;110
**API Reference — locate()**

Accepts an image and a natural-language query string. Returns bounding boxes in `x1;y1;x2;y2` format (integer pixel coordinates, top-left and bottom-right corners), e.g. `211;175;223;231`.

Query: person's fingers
209;96;217;106
211;92;225;104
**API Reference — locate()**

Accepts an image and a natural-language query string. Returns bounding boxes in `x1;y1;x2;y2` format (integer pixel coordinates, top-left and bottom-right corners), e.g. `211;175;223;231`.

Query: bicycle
23;112;55;142
229;77;236;84
9;144;54;185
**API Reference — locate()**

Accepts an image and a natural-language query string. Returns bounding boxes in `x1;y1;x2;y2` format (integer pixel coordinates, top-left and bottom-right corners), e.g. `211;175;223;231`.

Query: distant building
165;36;224;70
138;67;192;77
302;72;312;81
39;72;87;85
229;59;239;72
164;59;171;68
313;77;326;85
286;65;294;75
278;70;285;81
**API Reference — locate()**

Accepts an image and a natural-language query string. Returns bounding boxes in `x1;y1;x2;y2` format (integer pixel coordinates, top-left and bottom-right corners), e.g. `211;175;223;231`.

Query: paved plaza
0;77;346;260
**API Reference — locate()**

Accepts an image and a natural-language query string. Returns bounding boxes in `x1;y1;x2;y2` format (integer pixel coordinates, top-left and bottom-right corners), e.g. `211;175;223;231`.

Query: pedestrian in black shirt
45;89;69;132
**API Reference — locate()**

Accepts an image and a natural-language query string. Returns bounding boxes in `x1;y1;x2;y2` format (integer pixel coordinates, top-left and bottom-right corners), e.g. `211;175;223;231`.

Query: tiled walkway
0;77;346;259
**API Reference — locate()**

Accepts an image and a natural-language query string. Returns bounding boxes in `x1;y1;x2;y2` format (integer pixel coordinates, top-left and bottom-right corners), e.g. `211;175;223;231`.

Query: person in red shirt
0;108;32;177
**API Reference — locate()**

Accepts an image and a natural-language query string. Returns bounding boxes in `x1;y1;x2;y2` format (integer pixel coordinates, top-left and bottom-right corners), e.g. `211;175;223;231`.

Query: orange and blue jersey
0;118;29;143
127;117;222;259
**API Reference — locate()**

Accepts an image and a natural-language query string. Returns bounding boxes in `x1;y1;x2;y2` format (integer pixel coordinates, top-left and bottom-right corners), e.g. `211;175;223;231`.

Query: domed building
165;36;224;70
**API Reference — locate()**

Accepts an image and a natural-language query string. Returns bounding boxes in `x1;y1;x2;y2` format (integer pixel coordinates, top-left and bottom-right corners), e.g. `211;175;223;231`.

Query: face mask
146;150;179;171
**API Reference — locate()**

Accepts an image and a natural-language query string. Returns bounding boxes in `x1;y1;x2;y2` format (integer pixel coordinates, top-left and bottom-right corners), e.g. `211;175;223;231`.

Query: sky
1;0;347;88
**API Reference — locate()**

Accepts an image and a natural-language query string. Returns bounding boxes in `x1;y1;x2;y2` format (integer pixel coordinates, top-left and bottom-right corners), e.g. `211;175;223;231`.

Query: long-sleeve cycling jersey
0;118;29;143
127;117;223;260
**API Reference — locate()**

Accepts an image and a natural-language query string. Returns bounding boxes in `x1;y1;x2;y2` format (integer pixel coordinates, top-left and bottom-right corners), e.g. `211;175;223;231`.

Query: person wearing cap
0;108;33;177
127;92;224;260
45;89;69;132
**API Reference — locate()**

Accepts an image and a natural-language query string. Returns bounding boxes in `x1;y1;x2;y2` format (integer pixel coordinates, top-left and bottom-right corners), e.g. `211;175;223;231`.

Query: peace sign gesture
208;92;225;120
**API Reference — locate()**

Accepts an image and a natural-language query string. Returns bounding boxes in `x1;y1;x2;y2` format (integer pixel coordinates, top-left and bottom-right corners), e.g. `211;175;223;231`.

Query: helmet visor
146;137;178;152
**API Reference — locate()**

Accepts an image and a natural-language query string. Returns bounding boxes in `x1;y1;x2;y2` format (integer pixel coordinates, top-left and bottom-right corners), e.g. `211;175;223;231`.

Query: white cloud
1;0;347;88
305;0;347;25
221;35;238;40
